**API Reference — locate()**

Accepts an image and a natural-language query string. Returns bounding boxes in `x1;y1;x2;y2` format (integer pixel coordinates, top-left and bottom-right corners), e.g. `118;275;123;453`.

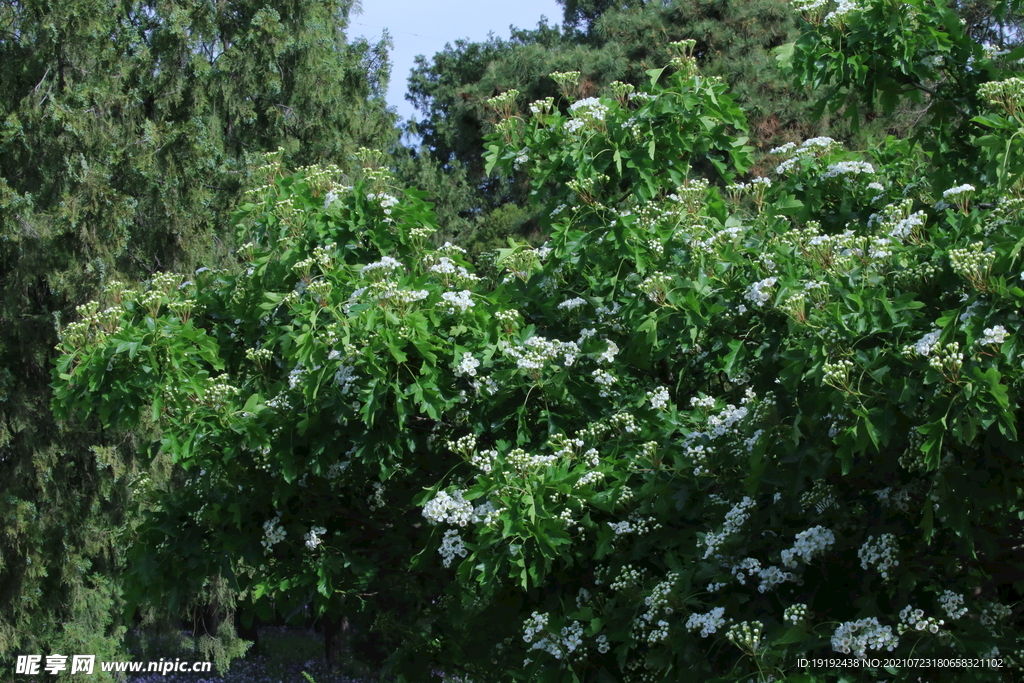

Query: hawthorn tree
53;1;1024;682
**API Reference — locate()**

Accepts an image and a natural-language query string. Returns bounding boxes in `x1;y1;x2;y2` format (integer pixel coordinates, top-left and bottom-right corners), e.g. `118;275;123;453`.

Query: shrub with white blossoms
53;15;1024;683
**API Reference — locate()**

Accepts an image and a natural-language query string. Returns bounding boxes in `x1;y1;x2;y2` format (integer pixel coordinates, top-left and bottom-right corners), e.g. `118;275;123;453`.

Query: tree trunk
323;613;349;664
235;612;260;657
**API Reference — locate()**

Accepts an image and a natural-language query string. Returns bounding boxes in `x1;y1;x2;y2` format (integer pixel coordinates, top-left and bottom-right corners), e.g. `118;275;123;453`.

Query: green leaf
646;66;667;87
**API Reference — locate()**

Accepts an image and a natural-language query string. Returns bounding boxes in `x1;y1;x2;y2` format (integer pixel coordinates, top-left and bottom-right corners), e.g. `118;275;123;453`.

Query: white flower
361;256;402;278
648;386;670;410
858;533;900;579
262;514;287;551
913;330;942;356
598;341;618;364
440;290;474;314
744;277;778;307
780;526;836;568
979;325;1008;346
821;160;874;179
438;529;468;567
422;489;475;527
558;297;587;311
686;607;727;637
703;497;756;559
943;184;975;198
831;617;898;658
938;590;968;620
304;526;326;550
456;353;480;377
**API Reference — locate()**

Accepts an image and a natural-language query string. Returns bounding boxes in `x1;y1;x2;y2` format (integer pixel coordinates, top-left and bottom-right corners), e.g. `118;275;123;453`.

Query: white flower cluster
689;225;745;254
691;395;716;409
958;299;984;325
886;210;926;242
943;184;975;198
980;602;1012;629
648;386;670;410
949;243;996;286
608;564;648;593
784;603;810;625
607;513;662;536
592;369;618;397
558;297;588;311
609;411;638;433
644;617;671;643
898;605;944;635
979;325;1008;346
906;329;942;357
727;557;795;593
440;290;474;314
422;489;474;526
744;277;778;307
438;529;468;567
304;526;326;550
505;336;579;371
726;620;763;653
507;448;558;469
428;256;480;287
595;634;610;654
644;572;679;611
470;449;498;474
521;612;584;660
367;192;399;215
513;147;529;170
772;137;840;173
874;487;912;513
455;353;480;377
703;497;756;559
361;256;403;279
831;617;898;658
781;526;836;568
706;404;749;437
821;160;874;179
938;591;968;620
471;500;503;526
262;514;286;551
686;607;727;638
858;533;899;578
574;470;605;488
824;0;858;24
568;97;609;121
334;365;358;395
598;340;619;364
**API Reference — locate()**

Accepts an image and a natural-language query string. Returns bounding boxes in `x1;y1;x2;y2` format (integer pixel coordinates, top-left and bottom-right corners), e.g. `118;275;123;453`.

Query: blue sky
350;0;564;123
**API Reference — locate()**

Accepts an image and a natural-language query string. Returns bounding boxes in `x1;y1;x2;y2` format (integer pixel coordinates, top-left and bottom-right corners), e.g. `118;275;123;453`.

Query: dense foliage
400;0;817;256
52;0;1024;679
0;0;394;676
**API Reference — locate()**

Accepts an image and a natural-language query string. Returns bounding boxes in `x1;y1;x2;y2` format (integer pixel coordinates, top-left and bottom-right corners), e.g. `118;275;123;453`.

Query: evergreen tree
0;0;394;675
